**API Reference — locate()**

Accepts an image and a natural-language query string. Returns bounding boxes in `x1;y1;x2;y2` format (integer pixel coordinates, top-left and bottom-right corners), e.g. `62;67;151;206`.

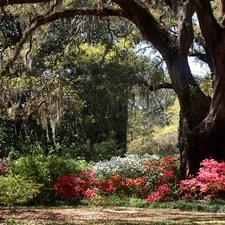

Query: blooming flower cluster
146;184;172;202
53;169;116;199
53;156;179;203
92;154;159;180
179;158;225;199
144;157;179;202
53;174;87;199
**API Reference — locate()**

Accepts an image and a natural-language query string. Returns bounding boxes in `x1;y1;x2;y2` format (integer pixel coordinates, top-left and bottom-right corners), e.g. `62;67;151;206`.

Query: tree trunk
168;55;211;179
116;90;128;156
183;47;225;175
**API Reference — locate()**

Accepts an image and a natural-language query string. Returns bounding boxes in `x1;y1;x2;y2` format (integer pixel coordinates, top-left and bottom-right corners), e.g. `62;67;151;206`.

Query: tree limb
112;0;178;64
189;50;214;73
137;77;173;91
190;0;222;55
177;0;194;54
148;82;173;91
1;7;124;77
0;0;52;6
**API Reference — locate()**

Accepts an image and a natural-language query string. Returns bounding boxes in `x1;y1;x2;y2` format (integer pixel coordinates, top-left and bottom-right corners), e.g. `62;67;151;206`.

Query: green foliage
0;5;176;162
5;215;24;225
128;96;179;156
151;98;179;156
196;72;213;97
11;155;88;205
8;134;45;159
0;119;14;157
93;133;121;161
0;174;41;212
84;195;148;208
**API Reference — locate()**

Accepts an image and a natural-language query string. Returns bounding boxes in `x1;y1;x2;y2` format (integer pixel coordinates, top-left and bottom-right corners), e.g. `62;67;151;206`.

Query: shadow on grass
42;215;225;225
3;205;225;225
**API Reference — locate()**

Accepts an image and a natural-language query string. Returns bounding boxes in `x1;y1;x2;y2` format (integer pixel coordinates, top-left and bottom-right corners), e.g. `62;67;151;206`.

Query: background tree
1;10;165;161
1;0;224;178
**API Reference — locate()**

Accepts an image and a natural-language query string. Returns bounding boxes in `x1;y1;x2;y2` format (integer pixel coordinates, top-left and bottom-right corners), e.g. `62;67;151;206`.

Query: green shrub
11;155;88;205
0;174;42;211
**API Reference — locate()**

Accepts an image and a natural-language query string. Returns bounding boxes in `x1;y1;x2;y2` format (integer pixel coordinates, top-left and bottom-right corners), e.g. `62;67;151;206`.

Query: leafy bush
179;158;225;200
93;136;121;161
11;155;88;205
0;174;42;211
144;156;180;201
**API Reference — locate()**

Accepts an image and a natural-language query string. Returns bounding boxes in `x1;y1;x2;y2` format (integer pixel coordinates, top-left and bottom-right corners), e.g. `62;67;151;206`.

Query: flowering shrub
92;154;159;180
179;158;225;200
144;157;179;202
11;155;88;204
54;155;179;203
84;189;98;197
146;184;172;202
53;174;87;199
107;174;147;197
53;169;116;199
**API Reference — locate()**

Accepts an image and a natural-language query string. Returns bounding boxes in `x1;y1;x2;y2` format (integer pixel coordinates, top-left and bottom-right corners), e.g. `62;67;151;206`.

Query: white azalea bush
92;154;160;180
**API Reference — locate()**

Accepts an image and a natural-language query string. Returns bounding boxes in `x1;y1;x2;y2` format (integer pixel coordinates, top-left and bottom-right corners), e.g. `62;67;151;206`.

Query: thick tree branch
190;0;223;55
148;82;173;91
1;7;123;77
189;49;214;73
0;0;52;6
221;0;225;26
112;0;178;64
177;0;194;54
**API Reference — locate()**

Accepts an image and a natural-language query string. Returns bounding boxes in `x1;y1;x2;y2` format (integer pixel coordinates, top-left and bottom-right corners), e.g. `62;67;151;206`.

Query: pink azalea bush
179;158;225;199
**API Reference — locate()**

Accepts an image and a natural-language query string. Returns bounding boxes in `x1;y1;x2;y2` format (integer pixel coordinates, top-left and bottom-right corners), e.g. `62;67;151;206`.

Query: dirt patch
1;206;225;224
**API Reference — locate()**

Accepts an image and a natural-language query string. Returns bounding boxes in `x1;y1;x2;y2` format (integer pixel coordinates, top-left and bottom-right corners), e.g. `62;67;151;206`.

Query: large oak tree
0;0;224;179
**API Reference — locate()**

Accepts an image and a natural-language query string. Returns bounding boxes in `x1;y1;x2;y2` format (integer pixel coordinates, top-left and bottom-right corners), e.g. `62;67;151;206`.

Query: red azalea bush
53;174;87;199
107;174;147;197
179;158;225;200
146;184;172;202
53;169;116;199
144;157;179;202
53;156;179;203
